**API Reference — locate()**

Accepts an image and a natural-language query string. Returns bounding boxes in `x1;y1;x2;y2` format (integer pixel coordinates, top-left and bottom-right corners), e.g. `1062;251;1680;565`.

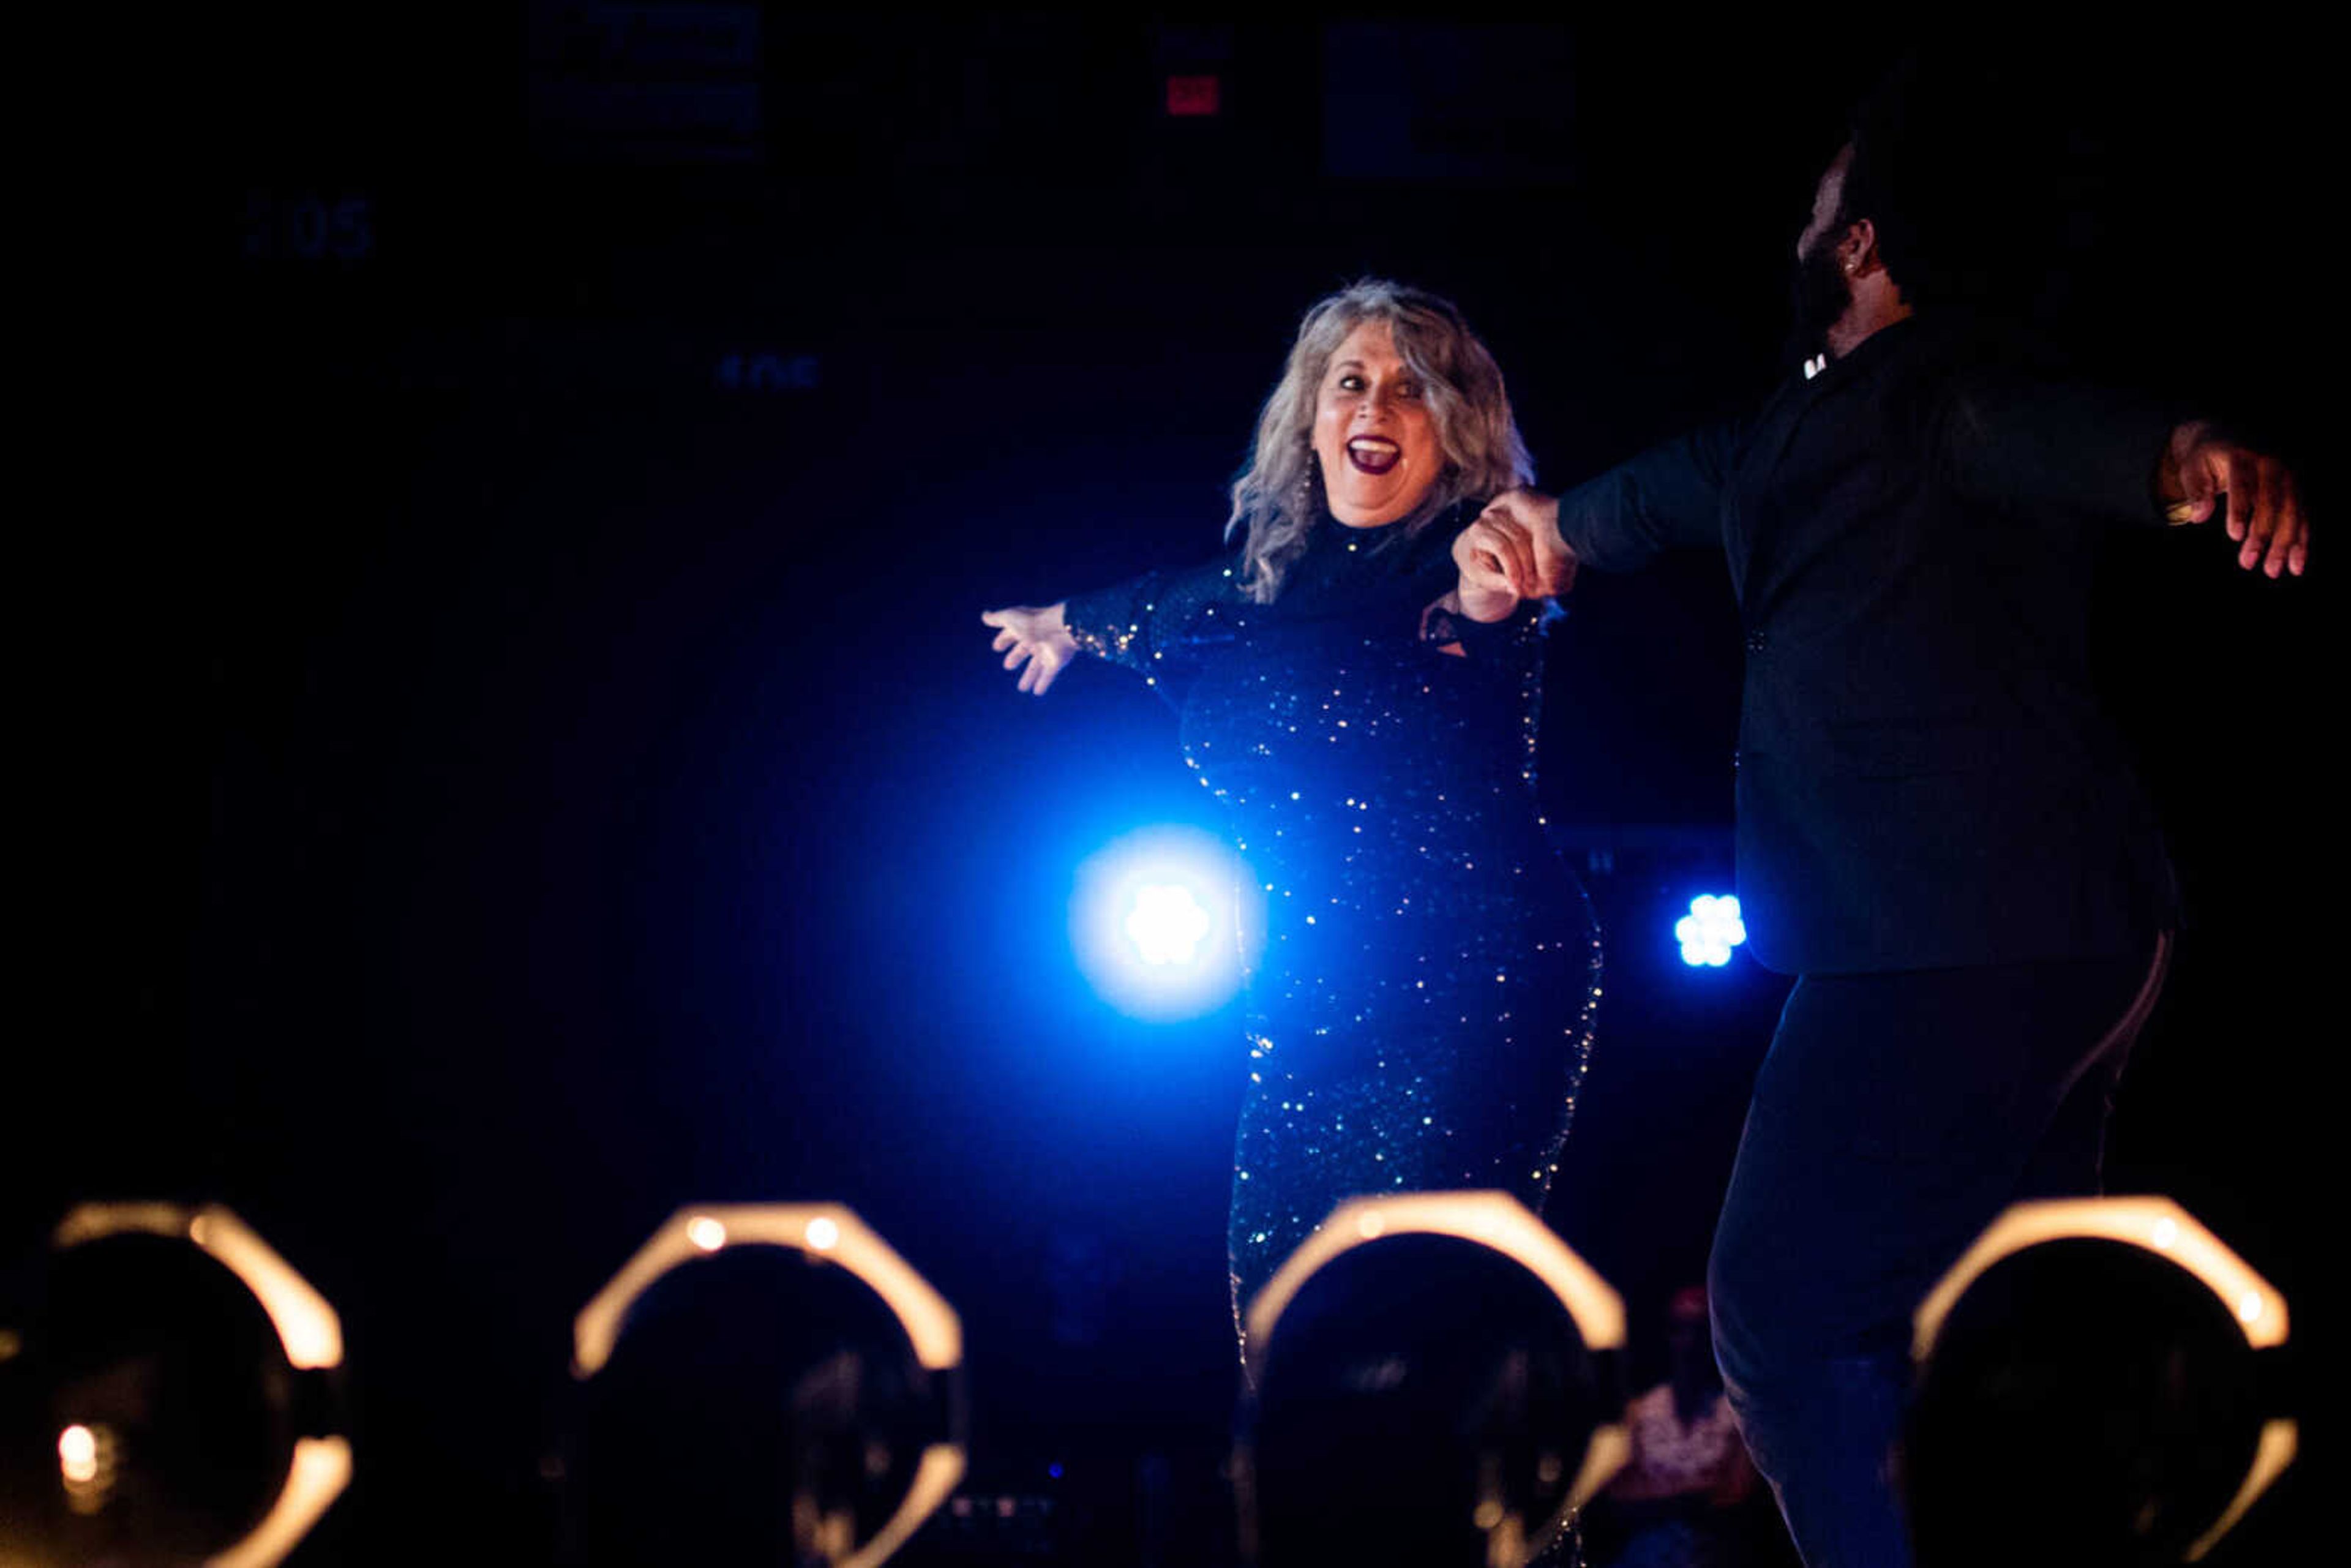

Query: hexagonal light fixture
1913;1196;2295;1563
44;1202;351;1568
1240;1191;1631;1564
572;1203;964;1568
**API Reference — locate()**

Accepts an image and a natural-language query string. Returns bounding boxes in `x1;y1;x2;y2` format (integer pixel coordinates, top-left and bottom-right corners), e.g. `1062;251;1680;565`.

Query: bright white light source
1125;883;1212;965
59;1425;98;1484
686;1217;727;1252
804;1216;841;1252
1675;893;1747;967
1070;825;1262;1021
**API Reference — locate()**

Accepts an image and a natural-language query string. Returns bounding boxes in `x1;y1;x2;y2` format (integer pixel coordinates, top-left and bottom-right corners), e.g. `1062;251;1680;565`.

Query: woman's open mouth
1346;437;1401;475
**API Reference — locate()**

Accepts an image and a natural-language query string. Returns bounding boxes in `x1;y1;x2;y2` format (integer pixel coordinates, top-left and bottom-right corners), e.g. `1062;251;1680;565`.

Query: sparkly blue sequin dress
1063;505;1602;1349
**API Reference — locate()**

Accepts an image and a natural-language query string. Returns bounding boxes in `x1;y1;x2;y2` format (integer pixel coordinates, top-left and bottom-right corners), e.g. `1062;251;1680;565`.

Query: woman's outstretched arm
986;557;1243;696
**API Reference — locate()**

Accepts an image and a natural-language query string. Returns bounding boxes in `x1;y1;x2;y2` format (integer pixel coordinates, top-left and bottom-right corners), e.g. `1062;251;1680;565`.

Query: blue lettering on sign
715;353;820;391
242;191;375;261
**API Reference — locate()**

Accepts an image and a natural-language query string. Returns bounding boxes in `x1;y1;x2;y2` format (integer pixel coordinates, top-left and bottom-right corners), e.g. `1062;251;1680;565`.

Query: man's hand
2161;422;2309;578
1453;489;1577;621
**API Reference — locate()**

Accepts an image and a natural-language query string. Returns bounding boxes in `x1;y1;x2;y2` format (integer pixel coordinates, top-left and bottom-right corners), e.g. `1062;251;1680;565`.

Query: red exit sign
1165;74;1221;116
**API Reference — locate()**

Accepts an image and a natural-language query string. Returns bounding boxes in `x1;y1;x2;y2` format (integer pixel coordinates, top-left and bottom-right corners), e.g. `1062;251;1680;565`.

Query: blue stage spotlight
1674;894;1746;967
1125;883;1212;966
1070;825;1261;1021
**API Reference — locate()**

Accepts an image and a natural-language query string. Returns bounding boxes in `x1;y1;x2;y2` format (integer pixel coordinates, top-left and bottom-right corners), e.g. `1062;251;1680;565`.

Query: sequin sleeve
1060;557;1247;686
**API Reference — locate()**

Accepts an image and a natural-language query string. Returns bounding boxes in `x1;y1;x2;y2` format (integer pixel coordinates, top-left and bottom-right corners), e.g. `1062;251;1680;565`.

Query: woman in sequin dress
983;282;1600;1360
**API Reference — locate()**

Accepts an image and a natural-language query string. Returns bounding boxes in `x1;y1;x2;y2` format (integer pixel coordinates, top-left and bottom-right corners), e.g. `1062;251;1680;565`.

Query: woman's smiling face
1311;319;1444;527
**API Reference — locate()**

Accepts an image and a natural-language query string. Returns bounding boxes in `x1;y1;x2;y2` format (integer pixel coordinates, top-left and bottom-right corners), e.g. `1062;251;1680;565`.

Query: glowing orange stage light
574;1203;960;1377
57;1425;99;1485
1914;1195;2287;1356
56;1203;343;1370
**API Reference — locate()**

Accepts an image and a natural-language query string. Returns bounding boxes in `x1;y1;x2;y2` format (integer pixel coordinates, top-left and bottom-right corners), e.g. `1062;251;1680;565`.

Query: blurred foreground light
0;1202;351;1568
1237;1193;1629;1568
57;1423;98;1481
1070;825;1262;1021
1907;1197;2295;1567
1674;893;1746;967
566;1204;964;1568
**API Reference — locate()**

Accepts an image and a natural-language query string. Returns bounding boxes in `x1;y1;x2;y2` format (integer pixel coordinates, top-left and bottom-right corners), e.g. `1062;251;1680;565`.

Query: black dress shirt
1554;314;2180;973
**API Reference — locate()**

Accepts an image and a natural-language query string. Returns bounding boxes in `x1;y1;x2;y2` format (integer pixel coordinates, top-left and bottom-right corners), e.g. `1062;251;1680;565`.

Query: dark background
18;7;2333;1563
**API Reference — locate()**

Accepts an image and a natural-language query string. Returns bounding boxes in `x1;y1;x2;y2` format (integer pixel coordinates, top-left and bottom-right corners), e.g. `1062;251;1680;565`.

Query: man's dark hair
1835;48;2044;315
1840;56;1932;299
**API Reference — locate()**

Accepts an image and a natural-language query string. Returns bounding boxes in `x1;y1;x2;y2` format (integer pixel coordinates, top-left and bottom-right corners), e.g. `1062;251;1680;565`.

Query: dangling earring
1298;446;1321;522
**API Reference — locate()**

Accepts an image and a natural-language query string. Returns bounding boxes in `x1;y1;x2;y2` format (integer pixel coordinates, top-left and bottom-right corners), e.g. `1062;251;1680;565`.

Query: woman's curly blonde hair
1228;280;1532;602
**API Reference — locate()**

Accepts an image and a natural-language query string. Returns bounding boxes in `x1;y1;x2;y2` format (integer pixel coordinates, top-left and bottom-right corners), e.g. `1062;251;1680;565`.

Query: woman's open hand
983;602;1078;694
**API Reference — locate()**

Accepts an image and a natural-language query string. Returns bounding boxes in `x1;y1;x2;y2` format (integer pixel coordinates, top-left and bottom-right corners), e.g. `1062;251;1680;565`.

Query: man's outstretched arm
1452;424;1741;620
1945;378;2310;578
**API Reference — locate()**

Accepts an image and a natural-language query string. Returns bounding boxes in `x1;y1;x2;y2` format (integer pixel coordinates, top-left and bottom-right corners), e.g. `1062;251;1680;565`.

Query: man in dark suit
1451;102;2309;1568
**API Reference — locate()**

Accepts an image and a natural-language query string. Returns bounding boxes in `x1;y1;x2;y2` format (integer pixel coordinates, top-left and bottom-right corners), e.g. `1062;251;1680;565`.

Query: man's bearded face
1788;234;1852;356
1788;143;1857;357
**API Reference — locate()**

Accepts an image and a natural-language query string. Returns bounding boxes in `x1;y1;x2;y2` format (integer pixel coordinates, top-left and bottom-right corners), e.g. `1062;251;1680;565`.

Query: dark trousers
1707;934;2170;1568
